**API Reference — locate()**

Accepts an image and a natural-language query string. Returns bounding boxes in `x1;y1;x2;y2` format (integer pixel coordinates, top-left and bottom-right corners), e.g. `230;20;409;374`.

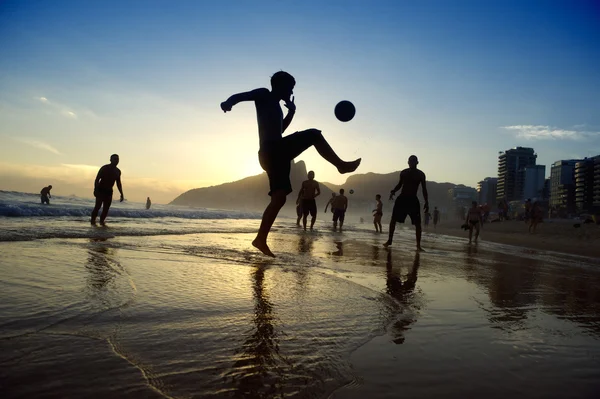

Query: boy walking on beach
384;155;429;251
465;201;483;243
373;194;383;232
91;154;124;226
221;71;361;256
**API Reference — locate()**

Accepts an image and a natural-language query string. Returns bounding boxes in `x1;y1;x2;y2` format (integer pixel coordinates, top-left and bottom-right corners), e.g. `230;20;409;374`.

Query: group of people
293;171;350;232
221;71;443;255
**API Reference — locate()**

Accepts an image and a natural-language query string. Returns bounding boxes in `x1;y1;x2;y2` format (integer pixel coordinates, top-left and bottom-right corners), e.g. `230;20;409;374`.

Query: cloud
502;125;600;140
36;96;77;119
15;138;61;155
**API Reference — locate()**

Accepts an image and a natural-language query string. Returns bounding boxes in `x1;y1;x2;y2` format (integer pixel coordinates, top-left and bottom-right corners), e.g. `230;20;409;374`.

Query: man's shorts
302;199;317;217
258;130;321;196
392;196;421;226
373;212;382;223
41;195;49;204
332;209;345;223
94;187;113;199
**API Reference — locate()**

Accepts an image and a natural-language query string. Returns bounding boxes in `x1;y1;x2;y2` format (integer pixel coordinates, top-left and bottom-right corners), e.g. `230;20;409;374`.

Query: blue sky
1;0;599;202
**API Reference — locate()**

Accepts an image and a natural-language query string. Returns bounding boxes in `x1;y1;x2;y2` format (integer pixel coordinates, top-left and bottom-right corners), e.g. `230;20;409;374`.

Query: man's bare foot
100;221;106;227
383;240;392;248
337;158;361;174
91;220;97;226
252;238;275;257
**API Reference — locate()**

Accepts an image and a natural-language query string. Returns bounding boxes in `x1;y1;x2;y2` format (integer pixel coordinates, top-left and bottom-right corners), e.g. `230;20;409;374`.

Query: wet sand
1;220;600;398
427;220;600;258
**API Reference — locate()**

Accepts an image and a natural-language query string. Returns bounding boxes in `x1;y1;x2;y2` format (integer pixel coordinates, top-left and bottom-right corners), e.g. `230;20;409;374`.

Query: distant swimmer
324;192;336;213
146;197;152;210
373;194;383;232
384;155;429;251
91;154;124;226
221;71;360;257
433;206;440;228
465;201;483;243
331;188;348;231
297;170;321;230
40;185;52;205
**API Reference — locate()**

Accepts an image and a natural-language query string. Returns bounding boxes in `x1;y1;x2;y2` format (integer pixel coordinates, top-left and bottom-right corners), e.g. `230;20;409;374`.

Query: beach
1;192;600;398
429;219;600;258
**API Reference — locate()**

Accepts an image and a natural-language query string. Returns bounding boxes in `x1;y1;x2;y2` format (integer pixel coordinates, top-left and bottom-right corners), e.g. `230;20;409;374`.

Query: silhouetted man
221;71;360;256
91;154;124;226
373;194;383;232
331;188;348;231
297;170;321;230
384;155;429;251
433;206;440;228
146;197;151;210
466;201;483;243
40;185;52;205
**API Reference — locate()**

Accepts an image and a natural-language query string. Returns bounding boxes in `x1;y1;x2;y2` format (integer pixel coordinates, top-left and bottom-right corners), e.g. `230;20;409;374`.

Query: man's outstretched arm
220;88;266;112
421;176;429;212
116;174;124;202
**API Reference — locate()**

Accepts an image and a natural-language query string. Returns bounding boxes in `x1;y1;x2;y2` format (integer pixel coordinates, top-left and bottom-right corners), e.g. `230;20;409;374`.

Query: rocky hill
170;162;461;220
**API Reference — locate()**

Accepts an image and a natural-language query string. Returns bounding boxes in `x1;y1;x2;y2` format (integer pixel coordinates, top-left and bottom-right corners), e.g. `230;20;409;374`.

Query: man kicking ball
384;155;429;251
221;71;361;256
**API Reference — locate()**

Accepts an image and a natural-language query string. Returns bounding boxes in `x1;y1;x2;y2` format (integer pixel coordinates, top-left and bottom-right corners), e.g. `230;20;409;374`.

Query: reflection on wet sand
384;250;421;344
230;262;285;398
85;238;120;307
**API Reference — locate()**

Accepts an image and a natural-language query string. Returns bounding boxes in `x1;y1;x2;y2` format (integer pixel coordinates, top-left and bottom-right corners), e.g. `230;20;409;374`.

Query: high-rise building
595;157;600;210
575;156;600;213
550;160;579;214
523;165;546;200
477;177;498;206
497;147;537;203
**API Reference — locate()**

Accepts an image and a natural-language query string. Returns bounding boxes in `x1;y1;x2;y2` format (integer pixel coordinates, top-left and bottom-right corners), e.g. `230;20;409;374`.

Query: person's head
271;71;295;101
339;188;345;195
147;197;150;200
110;154;119;166
308;171;315;180
472;201;478;208
48;185;52;189
408;155;419;169
376;194;381;200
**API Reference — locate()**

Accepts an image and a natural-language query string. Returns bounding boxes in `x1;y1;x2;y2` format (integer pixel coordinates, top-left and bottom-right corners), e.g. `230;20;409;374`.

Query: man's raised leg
253;190;286;257
91;197;103;225
286;129;361;174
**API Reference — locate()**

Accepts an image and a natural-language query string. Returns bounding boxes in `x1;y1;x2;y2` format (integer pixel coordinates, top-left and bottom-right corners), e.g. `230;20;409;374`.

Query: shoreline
425;220;600;259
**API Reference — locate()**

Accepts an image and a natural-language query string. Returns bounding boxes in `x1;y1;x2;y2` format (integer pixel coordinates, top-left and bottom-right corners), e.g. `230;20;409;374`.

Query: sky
1;0;599;203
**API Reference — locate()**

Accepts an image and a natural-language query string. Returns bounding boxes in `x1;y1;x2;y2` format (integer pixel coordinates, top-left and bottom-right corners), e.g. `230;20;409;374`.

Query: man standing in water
297;170;321;231
146;197;152;210
91;154;124;226
465;201;483;243
221;71;360;256
331;188;348;231
373;194;383;232
384;155;429;251
324;192;336;213
40;185;52;204
433;206;440;228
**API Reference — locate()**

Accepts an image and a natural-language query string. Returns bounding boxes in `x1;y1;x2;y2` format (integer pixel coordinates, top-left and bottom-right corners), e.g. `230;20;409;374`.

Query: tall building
523;165;546;200
575;156;600;213
449;185;477;209
497;147;537;203
595;157;600;210
550;160;579;213
477;177;498;206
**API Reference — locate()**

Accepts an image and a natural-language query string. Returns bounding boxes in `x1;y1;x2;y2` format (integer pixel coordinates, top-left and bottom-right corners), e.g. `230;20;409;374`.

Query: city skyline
1;1;599;203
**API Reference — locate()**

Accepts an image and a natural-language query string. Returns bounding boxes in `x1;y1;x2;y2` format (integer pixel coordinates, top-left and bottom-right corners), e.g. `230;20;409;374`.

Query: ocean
1;190;600;398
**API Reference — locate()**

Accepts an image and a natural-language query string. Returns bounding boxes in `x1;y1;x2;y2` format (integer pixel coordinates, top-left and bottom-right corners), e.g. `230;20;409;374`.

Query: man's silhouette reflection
385;250;421;344
230;262;284;397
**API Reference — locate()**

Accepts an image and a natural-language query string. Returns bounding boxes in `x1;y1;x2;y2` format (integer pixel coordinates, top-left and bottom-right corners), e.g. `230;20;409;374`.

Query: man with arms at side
384;155;429;251
373;194;383;232
331;188;348;231
297;170;321;231
91;154;124;226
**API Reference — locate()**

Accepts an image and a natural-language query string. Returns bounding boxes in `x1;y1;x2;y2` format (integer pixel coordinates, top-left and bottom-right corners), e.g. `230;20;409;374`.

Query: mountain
170;163;462;220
